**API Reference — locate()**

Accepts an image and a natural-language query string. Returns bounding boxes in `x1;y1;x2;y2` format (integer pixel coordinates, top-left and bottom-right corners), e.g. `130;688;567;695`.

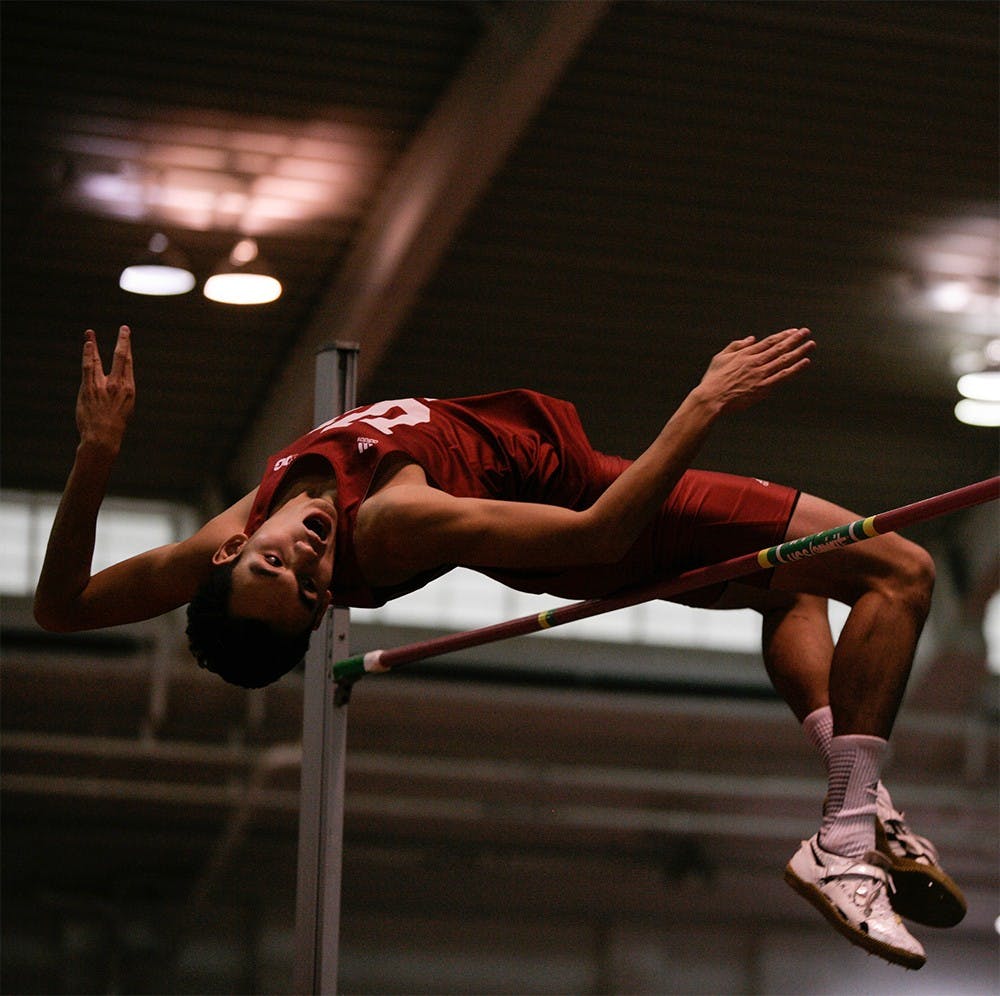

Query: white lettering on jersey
273;455;297;471
316;398;432;436
357;437;378;453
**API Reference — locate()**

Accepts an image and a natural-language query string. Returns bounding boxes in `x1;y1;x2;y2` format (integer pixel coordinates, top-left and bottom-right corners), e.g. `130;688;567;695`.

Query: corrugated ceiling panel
369;1;997;510
1;1;482;501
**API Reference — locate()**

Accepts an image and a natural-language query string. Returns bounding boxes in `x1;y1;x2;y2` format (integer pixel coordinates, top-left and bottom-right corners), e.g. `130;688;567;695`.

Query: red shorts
485;464;800;607
646;468;800;606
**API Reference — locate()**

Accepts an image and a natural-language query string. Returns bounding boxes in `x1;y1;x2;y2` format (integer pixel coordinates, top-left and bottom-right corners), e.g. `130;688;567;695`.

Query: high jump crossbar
333;476;999;686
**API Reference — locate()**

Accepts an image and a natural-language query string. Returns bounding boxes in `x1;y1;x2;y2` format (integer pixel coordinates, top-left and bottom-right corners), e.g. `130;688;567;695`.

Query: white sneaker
876;785;967;927
785;834;926;969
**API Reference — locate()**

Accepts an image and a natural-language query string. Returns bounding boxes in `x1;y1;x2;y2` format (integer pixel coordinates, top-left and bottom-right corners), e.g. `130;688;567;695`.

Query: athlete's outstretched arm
356;327;814;581
34;327;255;632
588;326;814;558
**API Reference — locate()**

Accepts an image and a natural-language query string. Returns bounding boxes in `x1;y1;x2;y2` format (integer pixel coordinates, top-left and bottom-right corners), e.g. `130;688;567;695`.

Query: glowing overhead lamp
926;278;972;313
203;238;282;305
119;233;196;296
954;370;1000;427
954;399;1000;427
957;370;1000;403
952;338;1000;426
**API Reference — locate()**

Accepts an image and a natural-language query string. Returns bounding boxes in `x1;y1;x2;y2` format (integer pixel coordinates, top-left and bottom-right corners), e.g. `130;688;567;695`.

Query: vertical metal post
294;342;359;995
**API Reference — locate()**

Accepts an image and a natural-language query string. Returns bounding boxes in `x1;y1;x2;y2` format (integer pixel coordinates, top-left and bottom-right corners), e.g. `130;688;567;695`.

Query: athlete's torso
244;390;610;607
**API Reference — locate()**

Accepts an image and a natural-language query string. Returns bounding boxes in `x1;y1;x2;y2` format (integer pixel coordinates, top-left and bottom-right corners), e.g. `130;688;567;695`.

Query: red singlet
244;390;799;608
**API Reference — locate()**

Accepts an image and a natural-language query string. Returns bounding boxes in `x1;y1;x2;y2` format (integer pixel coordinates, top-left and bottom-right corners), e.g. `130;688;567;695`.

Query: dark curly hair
185;560;311;689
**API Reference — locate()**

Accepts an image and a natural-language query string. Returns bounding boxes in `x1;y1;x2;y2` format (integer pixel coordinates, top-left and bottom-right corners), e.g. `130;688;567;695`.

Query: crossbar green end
756;516;877;568
332;653;367;684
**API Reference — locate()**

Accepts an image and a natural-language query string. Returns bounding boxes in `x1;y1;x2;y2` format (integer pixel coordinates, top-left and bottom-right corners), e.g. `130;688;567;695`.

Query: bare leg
766;492;935;862
765;494;938;962
717;532;961;939
760;592;834;722
770;493;935;738
714;582;834;722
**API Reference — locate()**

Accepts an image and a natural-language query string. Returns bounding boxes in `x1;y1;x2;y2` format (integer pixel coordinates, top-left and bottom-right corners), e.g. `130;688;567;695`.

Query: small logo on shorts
357;437;378;454
755;478;771;487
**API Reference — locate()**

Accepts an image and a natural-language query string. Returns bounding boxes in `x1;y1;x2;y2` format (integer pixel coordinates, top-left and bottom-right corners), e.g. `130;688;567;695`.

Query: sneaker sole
875;822;967;928
784;864;926;970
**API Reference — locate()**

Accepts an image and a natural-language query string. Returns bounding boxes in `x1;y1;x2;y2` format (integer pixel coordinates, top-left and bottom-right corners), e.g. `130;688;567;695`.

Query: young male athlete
35;324;966;968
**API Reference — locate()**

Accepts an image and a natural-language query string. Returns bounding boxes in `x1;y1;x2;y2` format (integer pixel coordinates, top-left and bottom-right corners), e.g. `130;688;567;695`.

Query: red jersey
244;390;798;608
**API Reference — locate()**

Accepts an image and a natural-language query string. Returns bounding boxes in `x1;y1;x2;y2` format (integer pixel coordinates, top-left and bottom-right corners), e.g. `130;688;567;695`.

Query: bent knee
873;537;935;612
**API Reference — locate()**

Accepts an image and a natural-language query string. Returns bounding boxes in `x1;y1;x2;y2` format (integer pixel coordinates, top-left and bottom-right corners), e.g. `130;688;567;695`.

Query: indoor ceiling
1;4;998;991
2;0;997;519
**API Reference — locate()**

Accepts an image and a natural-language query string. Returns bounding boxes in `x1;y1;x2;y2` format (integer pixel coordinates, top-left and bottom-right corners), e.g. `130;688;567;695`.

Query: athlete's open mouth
304;514;330;542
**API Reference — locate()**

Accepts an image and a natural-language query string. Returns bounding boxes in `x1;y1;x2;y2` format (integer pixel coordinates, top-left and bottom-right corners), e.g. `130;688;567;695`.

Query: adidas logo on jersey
357;437;379;454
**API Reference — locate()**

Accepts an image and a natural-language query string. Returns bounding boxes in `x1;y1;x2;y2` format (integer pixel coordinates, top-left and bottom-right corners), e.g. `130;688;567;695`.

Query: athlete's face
215;494;336;633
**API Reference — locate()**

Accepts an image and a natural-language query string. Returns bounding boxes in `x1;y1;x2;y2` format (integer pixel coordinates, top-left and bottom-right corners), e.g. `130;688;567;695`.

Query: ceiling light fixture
203;238;282;305
926;278;972;313
957;370;1000;403
954;399;1000;428
951;338;1000;427
119;233;196;296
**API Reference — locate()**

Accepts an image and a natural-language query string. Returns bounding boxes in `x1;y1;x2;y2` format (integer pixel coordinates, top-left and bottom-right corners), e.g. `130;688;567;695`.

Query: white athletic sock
802;708;896;819
819;734;887;859
801;705;833;769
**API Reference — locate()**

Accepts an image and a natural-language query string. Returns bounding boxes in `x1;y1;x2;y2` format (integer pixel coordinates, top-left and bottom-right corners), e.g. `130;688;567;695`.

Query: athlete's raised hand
77;325;136;452
698;327;814;413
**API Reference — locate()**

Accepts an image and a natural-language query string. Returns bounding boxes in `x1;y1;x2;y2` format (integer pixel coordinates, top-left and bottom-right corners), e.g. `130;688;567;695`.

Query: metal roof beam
229;0;609;489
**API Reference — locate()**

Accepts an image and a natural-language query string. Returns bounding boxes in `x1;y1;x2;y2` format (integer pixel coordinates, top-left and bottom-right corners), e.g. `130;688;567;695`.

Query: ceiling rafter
229;0;610;490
